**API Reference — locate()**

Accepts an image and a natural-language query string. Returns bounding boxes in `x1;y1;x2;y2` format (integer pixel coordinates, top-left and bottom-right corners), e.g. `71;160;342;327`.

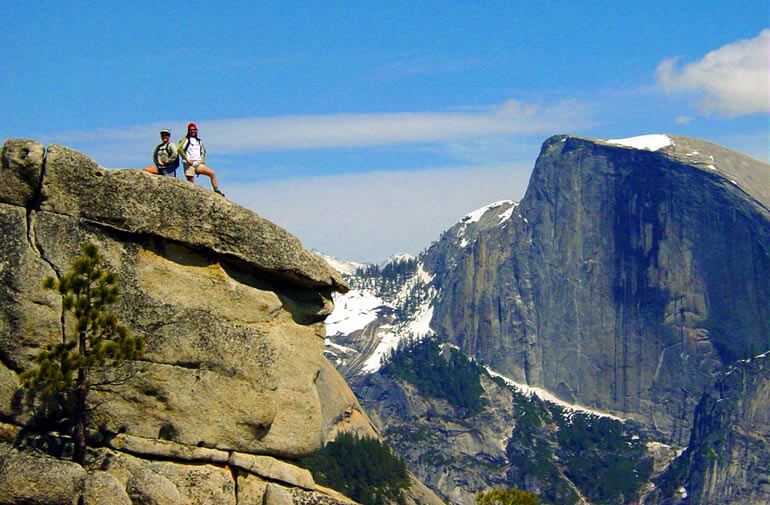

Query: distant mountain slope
323;201;517;378
324;134;770;504
429;134;770;440
646;351;770;504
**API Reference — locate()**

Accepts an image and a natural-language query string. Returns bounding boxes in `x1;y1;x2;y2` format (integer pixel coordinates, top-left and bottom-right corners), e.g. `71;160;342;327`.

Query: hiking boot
214;188;225;197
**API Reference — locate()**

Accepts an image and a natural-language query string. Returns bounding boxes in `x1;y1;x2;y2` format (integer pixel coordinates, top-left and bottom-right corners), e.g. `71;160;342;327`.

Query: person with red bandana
177;122;224;196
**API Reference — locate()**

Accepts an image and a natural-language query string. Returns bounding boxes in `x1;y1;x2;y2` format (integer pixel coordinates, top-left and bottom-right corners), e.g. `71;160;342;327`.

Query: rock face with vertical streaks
325;134;770;504
646;352;770;504
429;134;770;441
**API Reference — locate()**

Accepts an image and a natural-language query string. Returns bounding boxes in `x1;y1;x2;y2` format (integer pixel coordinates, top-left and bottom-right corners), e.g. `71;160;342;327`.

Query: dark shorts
157;165;177;177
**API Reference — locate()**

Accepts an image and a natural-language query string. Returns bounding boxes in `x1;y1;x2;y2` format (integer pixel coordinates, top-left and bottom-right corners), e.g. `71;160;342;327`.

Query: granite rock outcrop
0;139;440;505
646;352;770;504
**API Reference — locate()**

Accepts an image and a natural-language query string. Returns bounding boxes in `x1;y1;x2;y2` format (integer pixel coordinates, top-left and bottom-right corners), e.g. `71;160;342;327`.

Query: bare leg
143;166;160;174
196;164;222;192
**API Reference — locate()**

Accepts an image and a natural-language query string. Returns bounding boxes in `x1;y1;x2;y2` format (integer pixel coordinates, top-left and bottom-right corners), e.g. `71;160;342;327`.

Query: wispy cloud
51;98;593;165
227;162;534;263
656;29;770;117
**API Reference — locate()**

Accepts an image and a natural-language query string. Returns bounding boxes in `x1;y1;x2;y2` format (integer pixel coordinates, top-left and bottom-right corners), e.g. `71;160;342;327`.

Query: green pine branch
21;242;145;465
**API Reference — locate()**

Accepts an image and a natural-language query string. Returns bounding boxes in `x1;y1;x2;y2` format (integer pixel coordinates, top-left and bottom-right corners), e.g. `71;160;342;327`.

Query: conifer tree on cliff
22;242;145;465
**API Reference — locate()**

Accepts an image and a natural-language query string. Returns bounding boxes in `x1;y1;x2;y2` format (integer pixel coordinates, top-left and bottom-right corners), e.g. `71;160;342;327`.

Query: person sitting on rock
143;129;179;177
177;122;224;196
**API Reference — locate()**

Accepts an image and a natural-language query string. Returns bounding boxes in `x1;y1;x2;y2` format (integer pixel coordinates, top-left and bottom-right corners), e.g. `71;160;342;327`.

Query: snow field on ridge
360;263;436;373
461;200;516;225
457;200;518;247
605;134;673;151
484;366;625;422
325;288;383;337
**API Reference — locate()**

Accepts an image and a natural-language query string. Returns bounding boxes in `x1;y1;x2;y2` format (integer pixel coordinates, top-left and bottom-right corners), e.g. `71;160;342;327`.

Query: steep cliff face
343;333;674;505
0;139;441;505
646;352;770;504
430;135;770;440
360;368;575;505
324;134;770;504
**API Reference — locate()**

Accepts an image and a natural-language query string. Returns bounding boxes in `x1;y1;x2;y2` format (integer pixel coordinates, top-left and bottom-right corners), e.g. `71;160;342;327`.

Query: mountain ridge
325;133;770;504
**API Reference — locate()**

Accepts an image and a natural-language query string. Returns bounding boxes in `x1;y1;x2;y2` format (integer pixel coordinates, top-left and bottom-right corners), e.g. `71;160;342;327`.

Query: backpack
157;143;179;169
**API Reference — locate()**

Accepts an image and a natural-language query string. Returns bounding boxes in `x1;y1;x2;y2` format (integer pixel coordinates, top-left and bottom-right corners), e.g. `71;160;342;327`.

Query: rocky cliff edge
0;140;441;505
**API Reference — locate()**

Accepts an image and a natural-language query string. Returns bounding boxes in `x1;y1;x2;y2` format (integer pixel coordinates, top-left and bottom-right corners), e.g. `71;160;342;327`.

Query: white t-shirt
185;138;202;162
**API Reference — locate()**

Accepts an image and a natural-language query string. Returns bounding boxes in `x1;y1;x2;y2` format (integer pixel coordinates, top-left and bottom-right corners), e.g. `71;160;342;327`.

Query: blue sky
1;2;768;262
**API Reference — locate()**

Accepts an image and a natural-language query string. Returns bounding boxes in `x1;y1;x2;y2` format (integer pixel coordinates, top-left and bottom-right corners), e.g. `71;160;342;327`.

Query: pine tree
477;487;539;505
299;432;410;505
21;242;145;465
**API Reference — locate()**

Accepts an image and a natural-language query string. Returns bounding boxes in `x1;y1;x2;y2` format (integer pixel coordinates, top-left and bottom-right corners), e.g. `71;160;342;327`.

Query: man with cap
144;129;180;177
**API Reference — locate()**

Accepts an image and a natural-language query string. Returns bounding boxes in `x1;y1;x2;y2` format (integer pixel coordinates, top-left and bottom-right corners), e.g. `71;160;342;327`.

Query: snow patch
359;325;398;374
498;206;515;225
383;252;414;266
457;200;517;240
410;304;434;337
319;253;367;276
486;367;625;421
462;200;516;224
737;350;770;364
360;304;435;374
325;289;383;336
324;339;358;355
415;263;433;285
606;134;673;151
359;266;436;373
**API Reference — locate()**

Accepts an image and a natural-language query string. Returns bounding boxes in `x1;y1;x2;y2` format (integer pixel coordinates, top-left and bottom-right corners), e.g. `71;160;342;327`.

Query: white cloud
50;98;592;165
226;163;533;263
674;115;695;125
656;29;770;117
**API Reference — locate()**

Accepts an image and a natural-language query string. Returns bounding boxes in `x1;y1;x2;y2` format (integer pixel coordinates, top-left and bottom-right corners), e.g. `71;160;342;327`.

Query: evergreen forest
382;336;485;413
299;432;410;505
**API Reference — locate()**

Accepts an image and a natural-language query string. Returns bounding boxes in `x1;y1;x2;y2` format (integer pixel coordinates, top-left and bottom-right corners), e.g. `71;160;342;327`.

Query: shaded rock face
0;139;398;504
355;356;665;505
324;135;769;504
429;135;770;441
647;352;770;504
355;371;521;505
